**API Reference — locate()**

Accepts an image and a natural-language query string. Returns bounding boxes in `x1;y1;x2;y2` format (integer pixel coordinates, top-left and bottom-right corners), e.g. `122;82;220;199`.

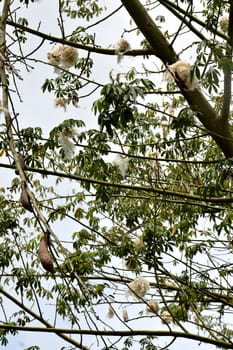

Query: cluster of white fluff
54;97;68;110
160;120;170;139
107;305;114;319
58;127;77;158
219;16;228;33
165;61;198;91
47;44;78;71
112;155;129;177
115;37;131;63
126;277;150;299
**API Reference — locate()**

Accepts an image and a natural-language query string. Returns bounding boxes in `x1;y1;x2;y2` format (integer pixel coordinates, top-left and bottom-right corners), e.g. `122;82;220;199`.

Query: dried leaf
20;187;33;212
38;231;55;273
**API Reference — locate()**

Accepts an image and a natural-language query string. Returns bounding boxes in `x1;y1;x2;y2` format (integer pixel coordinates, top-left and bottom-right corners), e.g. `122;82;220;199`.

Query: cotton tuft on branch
115;37;131;63
219;16;228;33
146;300;159;314
58;127;77;158
112;155;129;177
126;277;150;299
54;97;68;111
47;44;78;72
165;61;198;91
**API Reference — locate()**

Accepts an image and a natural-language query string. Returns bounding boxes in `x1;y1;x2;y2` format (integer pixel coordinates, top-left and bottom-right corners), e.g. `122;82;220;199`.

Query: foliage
1;0;233;349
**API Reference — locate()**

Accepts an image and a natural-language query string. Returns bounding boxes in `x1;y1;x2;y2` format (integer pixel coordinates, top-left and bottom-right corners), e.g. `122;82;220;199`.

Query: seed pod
20;186;33;212
122;308;129;322
38;231;55;273
115;37;131;63
146;300;159;314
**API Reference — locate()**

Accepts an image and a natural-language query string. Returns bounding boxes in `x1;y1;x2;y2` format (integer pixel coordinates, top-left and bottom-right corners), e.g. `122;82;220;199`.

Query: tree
1;0;233;348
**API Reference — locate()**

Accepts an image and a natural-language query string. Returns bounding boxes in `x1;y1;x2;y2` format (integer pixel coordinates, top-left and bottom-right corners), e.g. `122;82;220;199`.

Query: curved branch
0;323;232;349
6;19;155;57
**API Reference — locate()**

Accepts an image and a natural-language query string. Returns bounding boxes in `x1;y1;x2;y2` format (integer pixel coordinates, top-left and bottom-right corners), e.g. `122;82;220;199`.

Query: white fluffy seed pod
165;61;198;91
219;16;228;33
54;97;68;110
58;128;77;159
122;308;129;322
112;155;129;177
115;37;131;63
126;277;150;299
61;45;78;68
47;44;63;66
160;310;173;324
107;305;114;318
47;44;78;71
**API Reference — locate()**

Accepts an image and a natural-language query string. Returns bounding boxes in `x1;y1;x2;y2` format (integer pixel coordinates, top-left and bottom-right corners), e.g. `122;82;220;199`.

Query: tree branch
6;19;154;57
158;0;227;41
221;1;233;121
121;0;233;157
0;323;232;349
0;162;232;204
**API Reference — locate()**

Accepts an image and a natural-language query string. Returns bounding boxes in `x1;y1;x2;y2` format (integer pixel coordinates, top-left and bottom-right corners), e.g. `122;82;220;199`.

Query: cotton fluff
160;310;173;324
161;120;169;139
219;16;228;33
47;44;63;66
146;300;159;314
165;61;198;91
115;37;131;63
58;128;76;158
107;305;114;318
126;277;150;299
112;155;129;177
62;45;79;68
48;44;78;71
122;308;129;322
54;97;68;110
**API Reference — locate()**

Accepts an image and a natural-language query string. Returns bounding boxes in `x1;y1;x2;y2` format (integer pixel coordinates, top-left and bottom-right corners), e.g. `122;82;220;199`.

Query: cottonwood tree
1;0;233;349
